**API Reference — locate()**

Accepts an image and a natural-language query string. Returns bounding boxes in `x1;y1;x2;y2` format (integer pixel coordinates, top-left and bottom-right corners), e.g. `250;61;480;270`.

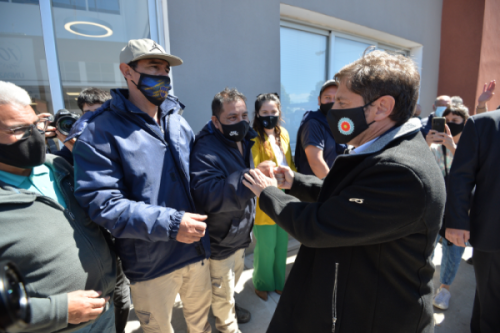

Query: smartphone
432;117;446;133
435;106;447;117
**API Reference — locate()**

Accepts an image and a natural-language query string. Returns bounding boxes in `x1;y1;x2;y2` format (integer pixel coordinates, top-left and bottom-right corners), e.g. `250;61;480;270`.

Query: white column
39;0;65;113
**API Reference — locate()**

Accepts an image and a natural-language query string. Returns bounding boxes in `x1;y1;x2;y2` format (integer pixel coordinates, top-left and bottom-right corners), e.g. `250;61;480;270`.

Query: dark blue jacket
190;121;256;260
52;146;73;165
294;110;346;175
70;89;210;282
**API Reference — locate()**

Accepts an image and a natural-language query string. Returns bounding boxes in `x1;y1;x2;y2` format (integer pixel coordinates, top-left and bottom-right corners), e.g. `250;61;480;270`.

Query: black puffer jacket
190;121;256;260
260;119;445;333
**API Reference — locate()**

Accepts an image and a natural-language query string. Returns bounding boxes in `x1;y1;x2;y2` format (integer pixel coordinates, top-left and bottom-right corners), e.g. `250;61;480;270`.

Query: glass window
331;36;371;75
280;26;327;152
52;0;86;10
0;0;54;114
88;0;120;15
51;0;150;113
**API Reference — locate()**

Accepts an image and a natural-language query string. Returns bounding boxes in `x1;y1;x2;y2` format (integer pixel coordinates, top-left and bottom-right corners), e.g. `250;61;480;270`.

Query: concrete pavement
125;240;476;333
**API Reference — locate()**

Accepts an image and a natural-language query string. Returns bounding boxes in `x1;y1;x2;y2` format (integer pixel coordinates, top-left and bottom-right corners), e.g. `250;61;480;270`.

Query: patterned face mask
326;100;376;144
131;68;171;106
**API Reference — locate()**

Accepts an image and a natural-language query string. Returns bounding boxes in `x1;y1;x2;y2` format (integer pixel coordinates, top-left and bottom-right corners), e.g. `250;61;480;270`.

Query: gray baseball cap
319;80;338;96
120;38;183;66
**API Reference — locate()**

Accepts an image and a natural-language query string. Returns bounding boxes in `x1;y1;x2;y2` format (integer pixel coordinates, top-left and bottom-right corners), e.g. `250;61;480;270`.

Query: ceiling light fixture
66;92;80;96
64;21;113;38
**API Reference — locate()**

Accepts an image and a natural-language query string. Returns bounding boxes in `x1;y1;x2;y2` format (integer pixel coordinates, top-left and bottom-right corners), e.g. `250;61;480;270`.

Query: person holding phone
426;103;469;310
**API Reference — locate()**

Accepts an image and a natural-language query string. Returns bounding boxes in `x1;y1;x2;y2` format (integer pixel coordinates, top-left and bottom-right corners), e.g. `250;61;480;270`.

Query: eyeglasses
0;119;50;140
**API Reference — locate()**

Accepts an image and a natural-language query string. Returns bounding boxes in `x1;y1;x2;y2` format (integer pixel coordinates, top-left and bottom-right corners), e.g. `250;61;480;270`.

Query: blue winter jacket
70;89;210;282
190;121;256;260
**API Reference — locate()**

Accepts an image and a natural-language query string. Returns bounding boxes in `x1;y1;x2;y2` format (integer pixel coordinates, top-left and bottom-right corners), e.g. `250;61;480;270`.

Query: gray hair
450;96;464;106
0;81;32;107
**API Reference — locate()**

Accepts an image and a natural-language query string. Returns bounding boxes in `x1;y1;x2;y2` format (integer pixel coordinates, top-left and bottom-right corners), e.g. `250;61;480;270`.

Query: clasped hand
243;161;295;197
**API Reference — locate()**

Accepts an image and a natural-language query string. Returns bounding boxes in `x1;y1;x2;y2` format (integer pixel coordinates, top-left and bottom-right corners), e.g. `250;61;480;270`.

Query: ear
432;104;436;111
211;115;222;132
119;63;133;80
318;96;321;106
372;95;395;121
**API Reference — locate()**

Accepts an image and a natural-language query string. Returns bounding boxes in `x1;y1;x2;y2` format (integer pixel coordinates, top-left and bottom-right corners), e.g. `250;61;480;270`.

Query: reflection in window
12;0;39;4
52;0;86;10
89;0;120;14
332;37;371;75
0;0;53;114
52;1;149;112
280;26;327;151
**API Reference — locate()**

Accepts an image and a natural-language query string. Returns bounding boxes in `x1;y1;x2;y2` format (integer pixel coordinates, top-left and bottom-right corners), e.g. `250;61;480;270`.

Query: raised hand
256;160;276;177
243;168;277;197
274;165;294;190
477;80;496;108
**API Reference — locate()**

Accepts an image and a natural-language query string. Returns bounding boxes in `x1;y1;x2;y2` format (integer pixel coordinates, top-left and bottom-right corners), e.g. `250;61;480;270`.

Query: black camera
50;109;80;136
0;261;30;332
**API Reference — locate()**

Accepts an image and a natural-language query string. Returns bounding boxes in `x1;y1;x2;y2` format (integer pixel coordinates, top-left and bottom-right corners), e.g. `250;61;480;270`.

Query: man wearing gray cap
69;38;212;333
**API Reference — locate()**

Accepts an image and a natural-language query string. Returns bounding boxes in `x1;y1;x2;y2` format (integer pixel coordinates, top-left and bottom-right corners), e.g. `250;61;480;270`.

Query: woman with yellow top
251;93;296;301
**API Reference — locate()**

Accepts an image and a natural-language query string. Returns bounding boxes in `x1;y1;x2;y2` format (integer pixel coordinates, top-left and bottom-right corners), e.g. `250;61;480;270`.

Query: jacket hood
66;89;185;142
355;117;422;156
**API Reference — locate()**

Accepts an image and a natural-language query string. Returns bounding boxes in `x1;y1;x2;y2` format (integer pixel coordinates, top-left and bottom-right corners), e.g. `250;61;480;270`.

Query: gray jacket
0;155;116;333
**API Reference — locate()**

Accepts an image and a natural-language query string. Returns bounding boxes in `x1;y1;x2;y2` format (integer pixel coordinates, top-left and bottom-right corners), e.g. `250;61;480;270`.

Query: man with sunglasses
0;80;116;332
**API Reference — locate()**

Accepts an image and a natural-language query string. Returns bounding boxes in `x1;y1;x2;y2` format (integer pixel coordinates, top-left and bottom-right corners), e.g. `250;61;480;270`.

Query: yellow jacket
251;127;297;226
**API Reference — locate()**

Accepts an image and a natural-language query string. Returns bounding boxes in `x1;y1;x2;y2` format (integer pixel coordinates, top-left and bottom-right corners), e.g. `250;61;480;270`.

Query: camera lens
56;116;77;136
0;262;30;331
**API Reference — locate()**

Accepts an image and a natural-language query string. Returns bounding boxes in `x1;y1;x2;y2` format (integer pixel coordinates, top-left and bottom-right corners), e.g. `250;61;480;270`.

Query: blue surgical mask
131;68;171;106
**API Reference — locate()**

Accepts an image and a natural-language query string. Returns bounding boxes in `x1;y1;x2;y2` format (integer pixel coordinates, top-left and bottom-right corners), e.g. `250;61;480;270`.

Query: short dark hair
77;88;111;111
443;104;469;121
211;87;246;117
334;49;420;126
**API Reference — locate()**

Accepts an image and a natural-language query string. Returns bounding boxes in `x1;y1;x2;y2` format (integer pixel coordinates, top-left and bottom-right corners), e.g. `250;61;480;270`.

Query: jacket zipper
332;262;339;333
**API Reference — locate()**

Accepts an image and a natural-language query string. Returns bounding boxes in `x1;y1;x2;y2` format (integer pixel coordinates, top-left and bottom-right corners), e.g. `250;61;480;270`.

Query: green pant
252;224;289;292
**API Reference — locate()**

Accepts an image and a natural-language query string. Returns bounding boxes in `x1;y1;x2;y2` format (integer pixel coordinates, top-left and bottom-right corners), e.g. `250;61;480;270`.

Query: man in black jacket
191;88;272;333
243;50;446;333
446;110;500;333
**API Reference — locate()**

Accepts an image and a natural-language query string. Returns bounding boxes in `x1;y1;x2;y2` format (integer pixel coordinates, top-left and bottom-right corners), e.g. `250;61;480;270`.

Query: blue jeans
435;236;465;286
75;302;116;333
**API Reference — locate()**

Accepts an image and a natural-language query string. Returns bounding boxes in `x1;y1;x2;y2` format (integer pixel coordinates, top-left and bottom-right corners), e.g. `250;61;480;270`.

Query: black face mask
326;101;375;144
131;68;171;106
0;128;46;169
216;117;250;142
319;102;334;116
447;122;465;136
258;115;279;129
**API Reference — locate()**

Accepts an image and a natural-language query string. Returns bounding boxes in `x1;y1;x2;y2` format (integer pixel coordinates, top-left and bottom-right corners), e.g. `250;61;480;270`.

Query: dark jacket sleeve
73;139;183;242
259;162;426;248
51;146;74;166
445;118;479;231
289;172;324;203
190;149;255;214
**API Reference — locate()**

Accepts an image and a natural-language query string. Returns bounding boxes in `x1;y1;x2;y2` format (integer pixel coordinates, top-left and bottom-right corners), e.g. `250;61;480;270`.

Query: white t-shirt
270;138;288;167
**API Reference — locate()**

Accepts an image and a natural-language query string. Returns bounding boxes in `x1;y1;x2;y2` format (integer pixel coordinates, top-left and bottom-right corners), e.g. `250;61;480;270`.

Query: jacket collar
66;88;185;141
352;117;422;156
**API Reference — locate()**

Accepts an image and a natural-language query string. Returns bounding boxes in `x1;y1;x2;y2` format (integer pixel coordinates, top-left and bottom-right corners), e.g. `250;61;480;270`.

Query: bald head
433;95;451;111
